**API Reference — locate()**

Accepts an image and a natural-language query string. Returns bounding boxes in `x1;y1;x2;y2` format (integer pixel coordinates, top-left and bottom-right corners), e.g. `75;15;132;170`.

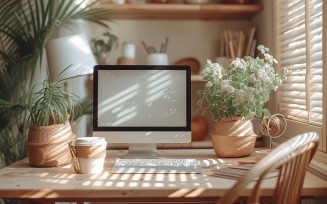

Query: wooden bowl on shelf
222;0;254;4
173;57;201;75
152;0;172;3
184;0;210;4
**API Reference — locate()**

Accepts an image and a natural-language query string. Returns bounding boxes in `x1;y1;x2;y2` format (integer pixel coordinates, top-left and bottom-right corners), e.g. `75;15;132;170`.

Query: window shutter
276;0;323;125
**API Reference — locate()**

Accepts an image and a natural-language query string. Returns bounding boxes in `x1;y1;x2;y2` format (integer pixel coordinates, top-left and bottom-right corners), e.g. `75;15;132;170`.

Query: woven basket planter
26;121;75;167
211;116;257;157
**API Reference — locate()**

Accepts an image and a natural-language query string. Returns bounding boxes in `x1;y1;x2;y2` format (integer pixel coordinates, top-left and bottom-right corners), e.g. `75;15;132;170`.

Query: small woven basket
211;134;257;157
27;121;75;167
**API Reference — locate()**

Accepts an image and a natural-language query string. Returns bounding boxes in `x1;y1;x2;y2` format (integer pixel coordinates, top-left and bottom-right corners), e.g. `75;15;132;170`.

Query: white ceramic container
147;53;169;65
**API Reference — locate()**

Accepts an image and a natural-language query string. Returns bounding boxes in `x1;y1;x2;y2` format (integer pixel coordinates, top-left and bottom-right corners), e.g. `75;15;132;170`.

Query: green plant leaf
262;108;270;117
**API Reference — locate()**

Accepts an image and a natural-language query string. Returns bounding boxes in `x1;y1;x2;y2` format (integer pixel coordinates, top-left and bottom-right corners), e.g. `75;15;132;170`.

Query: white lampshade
46;34;96;81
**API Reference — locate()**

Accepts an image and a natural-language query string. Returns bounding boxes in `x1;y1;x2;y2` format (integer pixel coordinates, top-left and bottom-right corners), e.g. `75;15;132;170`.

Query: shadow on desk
0;149;326;204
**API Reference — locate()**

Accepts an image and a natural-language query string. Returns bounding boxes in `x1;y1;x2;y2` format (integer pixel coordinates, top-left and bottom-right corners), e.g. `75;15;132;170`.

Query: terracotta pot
26;121;75;167
191;116;209;141
211;116;257;157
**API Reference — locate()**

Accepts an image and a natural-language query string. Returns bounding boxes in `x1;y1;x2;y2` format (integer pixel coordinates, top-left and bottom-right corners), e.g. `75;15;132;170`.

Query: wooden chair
216;132;319;204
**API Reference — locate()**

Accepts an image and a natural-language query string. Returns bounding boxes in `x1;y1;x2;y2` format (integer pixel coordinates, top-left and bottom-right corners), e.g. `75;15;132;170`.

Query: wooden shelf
191;74;203;81
93;3;262;20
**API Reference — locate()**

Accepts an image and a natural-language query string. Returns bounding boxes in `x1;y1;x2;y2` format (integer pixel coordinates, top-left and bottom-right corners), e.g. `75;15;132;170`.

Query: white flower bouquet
197;45;287;121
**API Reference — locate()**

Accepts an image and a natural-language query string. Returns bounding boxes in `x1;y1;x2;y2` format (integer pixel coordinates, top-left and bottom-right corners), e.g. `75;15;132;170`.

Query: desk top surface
0;149;326;202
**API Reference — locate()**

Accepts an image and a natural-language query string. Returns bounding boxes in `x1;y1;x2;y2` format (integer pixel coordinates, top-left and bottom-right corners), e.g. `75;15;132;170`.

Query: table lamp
46;34;96;81
46;33;96;137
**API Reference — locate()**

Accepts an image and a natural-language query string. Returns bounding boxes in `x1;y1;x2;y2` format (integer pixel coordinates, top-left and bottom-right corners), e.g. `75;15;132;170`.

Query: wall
86;17;256;138
252;0;275;114
85;7;261;140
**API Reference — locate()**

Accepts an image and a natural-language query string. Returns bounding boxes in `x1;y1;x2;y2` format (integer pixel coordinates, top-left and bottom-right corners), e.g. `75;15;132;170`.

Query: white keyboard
111;158;202;174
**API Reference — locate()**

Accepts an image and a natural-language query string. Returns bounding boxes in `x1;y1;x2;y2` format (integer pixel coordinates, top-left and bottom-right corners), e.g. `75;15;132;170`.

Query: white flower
257;45;269;54
211;63;223;79
232;58;247;70
244;87;255;101
257;68;272;83
220;80;234;93
206;81;213;87
202;67;211;75
249;73;257;83
264;53;276;65
257;45;265;53
234;90;245;105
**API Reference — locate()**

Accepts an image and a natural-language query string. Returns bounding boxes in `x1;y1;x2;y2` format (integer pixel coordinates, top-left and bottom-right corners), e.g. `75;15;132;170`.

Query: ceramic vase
147;53;169;65
211;116;257;157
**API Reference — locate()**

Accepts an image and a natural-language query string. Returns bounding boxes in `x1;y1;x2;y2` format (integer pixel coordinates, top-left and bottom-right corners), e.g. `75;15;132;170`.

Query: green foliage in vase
0;0;112;168
197;45;287;121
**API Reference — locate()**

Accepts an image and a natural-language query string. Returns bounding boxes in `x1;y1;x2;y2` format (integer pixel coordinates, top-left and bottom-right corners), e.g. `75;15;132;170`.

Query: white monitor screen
93;65;191;145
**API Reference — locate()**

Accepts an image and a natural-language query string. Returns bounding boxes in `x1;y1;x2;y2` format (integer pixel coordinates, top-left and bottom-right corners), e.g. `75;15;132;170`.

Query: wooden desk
0;149;326;203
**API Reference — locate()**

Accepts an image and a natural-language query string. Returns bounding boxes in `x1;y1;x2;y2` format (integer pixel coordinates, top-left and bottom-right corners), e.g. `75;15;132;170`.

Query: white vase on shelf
147;53;169;65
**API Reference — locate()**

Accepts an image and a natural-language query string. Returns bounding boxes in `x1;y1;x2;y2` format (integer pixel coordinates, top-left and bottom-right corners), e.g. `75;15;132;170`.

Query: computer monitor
93;65;191;158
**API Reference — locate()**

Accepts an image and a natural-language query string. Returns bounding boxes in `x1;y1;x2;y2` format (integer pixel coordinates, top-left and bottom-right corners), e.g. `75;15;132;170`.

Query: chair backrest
216;132;319;204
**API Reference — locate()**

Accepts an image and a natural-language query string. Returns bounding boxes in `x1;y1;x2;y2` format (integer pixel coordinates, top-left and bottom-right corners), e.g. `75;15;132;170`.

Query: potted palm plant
26;66;81;167
0;0;113;168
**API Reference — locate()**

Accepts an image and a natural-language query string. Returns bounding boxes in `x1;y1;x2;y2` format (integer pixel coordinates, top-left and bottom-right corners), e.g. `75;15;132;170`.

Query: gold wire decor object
259;114;287;149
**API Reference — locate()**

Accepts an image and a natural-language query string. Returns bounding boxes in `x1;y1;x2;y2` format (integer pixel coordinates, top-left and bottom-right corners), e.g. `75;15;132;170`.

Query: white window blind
275;0;323;126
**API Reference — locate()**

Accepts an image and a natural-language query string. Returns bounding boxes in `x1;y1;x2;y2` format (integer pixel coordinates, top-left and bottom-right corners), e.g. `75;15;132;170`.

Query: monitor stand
122;143;160;159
